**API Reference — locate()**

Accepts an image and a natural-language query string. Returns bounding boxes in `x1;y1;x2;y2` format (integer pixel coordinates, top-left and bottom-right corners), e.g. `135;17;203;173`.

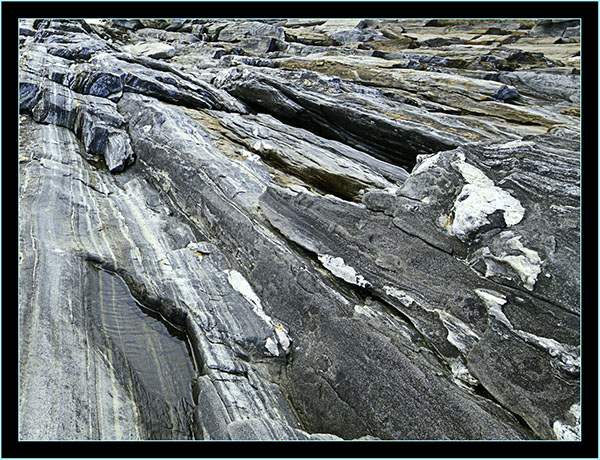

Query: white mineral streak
454;160;493;185
550;203;579;213
412;152;441;175
518;330;580;369
498;236;542;291
354;304;372;317
437;309;481;355
264;337;280;357
475;289;579;370
483;139;535;150
450;156;525;241
225;269;291;356
318;254;371;288
274;325;291;351
449;360;479;387
383;186;400;194
553;403;581;440
479;234;543;291
226;269;271;324
252;139;278;153
383;285;416;306
553;420;579;440
570;403;581;421
475;288;515;330
385;287;483;388
475;288;508;309
383;285;482;388
353;304;415;343
240;149;262;163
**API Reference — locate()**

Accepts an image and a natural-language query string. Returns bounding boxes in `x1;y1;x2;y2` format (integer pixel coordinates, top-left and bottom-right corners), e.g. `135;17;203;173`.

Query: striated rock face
19;18;580;441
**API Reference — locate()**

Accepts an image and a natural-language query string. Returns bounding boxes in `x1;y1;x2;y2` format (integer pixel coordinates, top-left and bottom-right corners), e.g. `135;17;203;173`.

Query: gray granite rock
19;18;581;441
125;41;176;59
216;20;286;42
329;27;389;44
20;73;134;172
258;134;580;440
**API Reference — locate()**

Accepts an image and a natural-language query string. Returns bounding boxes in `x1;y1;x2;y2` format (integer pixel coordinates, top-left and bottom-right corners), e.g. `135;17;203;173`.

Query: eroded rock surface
19;18;580;441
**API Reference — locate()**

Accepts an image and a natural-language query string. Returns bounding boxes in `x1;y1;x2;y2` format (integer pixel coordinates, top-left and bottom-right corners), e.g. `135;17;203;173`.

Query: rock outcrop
19;18;580;441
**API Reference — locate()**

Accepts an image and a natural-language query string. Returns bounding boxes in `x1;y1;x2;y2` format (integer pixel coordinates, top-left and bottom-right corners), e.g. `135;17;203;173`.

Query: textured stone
125;42;176;59
19;18;581;441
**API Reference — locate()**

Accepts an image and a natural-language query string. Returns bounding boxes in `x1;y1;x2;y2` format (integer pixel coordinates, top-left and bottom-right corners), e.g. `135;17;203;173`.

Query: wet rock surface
19;18;580;441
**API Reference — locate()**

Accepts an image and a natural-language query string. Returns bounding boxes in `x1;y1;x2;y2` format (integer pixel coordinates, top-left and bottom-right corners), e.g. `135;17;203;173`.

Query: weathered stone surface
19;70;134;172
213;65;476;170
258;135;580;439
124;41;176;59
19;18;581;442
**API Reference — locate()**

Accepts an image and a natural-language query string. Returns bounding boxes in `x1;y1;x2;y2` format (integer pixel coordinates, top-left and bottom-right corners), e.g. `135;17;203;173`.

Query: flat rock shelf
18;18;581;441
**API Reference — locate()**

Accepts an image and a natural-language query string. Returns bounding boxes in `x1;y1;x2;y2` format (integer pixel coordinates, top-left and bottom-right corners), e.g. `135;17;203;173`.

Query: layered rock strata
19;18;580;441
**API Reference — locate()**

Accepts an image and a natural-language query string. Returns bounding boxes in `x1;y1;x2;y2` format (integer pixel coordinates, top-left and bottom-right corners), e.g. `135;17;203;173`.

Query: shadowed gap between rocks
227;89;446;173
471;382;535;435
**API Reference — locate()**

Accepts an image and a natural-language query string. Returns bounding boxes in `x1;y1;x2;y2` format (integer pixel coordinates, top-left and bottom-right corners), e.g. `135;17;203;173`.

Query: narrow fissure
229;87;427;171
472;383;537;437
